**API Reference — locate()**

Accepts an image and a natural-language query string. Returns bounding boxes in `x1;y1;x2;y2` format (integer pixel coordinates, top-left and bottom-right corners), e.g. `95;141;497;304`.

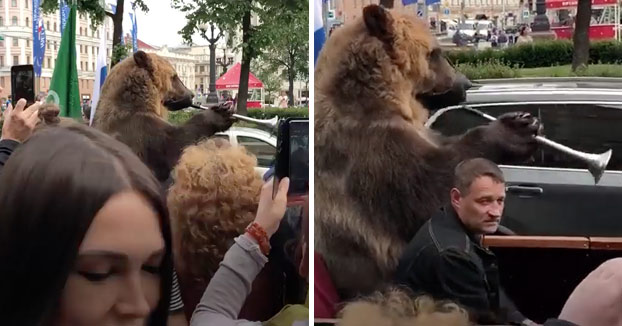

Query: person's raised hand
253;177;290;238
1;99;40;143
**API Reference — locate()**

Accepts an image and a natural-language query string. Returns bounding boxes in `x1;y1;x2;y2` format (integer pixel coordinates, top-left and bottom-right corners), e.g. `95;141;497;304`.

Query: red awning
546;0;616;9
215;63;263;90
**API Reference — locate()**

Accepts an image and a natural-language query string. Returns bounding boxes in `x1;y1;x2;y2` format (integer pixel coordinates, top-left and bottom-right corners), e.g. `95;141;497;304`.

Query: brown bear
92;51;233;183
314;5;541;299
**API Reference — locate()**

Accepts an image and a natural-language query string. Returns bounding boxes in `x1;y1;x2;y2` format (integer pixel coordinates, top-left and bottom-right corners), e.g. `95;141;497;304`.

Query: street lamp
198;23;222;105
216;48;234;77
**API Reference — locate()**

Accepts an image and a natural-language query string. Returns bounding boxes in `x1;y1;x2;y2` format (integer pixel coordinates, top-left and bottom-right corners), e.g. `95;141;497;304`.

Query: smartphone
273;117;309;198
11;65;35;106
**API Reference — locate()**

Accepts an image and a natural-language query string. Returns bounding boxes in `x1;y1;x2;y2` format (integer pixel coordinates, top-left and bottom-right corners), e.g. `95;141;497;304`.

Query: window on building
25;17;28;27
0;17;3;26
11;0;16;7
26;55;30;64
12;16;18;26
12;38;17;46
26;39;29;47
47;57;51;68
46;21;50;31
54;22;56;31
80;62;83;71
79;45;82;53
92;62;95;71
24;0;27;8
13;56;18;65
79;27;82;35
0;56;4;67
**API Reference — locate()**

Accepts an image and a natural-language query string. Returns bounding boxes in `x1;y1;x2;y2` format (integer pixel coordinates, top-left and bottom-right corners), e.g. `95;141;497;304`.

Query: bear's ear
363;4;394;43
133;51;154;73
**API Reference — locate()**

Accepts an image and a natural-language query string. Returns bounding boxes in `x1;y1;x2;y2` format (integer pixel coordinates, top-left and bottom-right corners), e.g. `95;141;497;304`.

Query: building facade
142;45;197;92
330;0;522;24
0;0;113;101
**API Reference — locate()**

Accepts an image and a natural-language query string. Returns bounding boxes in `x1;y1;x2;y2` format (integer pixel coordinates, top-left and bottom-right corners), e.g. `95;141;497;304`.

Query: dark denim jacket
395;205;523;325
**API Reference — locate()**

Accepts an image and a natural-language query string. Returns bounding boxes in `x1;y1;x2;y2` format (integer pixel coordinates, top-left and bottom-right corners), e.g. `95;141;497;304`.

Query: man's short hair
454;158;504;194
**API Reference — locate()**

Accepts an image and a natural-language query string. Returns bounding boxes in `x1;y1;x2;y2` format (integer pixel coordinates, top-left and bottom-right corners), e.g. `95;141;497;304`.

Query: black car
426;77;622;322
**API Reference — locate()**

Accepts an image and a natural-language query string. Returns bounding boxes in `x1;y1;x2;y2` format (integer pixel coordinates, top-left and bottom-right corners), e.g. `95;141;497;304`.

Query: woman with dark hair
0;123;173;326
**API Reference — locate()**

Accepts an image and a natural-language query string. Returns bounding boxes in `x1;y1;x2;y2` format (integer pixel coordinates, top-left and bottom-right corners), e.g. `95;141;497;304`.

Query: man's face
451;176;505;235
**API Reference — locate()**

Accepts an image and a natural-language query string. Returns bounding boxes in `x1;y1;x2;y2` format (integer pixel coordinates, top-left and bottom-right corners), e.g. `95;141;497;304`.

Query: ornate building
0;0;114;101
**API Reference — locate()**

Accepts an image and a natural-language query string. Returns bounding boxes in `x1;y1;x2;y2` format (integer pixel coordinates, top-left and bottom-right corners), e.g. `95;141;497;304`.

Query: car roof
465;77;622;104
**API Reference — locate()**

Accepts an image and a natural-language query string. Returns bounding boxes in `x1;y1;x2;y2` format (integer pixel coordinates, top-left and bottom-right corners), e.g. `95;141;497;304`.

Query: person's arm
0;139;19;169
190;234;267;326
190;178;290;326
168;269;187;326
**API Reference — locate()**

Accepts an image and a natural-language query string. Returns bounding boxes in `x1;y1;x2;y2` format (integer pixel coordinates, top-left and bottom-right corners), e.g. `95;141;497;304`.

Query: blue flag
314;0;325;65
59;0;70;35
129;9;137;53
32;0;46;77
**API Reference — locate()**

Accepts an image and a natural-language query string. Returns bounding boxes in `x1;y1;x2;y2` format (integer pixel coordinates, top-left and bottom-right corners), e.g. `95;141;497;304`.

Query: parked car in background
426;77;622;323
213;127;276;176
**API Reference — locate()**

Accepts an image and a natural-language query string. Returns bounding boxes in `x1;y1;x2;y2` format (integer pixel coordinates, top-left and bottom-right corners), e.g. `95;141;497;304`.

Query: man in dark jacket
395;158;576;326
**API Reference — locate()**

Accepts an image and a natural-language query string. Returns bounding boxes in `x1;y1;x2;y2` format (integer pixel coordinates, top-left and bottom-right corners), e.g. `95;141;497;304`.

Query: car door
429;102;622;236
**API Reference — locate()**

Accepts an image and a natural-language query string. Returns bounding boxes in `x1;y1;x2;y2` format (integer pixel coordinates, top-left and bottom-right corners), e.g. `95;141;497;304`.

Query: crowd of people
0;97;309;326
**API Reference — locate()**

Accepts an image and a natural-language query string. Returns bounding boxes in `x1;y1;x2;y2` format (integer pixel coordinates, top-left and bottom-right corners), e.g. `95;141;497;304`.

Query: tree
40;0;149;66
252;62;281;105
173;0;293;115
260;0;307;106
572;0;592;71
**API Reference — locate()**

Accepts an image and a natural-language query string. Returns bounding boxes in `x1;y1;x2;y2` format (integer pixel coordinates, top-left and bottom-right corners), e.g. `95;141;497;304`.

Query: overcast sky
132;1;208;48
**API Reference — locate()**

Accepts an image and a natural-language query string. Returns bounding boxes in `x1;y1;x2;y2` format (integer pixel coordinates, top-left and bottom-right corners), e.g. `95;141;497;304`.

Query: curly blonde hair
338;288;471;326
168;139;263;282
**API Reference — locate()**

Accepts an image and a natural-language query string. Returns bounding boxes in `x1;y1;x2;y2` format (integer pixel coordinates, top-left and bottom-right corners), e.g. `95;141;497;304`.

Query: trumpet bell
587;149;612;184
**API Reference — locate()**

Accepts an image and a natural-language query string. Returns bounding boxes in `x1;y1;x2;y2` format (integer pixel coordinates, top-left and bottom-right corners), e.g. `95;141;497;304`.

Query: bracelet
245;222;271;256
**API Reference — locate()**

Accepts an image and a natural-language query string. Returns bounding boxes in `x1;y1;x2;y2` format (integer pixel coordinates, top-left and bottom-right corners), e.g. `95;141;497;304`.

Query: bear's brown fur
92;51;233;182
314;5;541;299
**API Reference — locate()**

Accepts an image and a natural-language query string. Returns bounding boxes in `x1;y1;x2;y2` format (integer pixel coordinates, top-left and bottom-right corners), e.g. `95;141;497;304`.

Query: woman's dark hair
0;124;172;326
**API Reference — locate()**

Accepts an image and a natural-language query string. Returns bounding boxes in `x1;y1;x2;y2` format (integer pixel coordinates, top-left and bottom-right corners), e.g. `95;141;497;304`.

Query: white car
214;127;277;176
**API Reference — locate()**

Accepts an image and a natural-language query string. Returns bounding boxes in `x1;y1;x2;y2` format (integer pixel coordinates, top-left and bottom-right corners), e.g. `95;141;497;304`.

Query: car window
429;105;543;166
539;103;622;171
430;103;622;171
237;136;275;168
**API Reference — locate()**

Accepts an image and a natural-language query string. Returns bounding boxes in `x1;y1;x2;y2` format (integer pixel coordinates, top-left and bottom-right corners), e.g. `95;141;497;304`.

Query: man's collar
441;205;484;245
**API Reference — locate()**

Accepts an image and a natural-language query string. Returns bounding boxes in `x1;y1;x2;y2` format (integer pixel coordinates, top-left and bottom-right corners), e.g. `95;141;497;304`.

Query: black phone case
273;117;309;198
11;65;35;106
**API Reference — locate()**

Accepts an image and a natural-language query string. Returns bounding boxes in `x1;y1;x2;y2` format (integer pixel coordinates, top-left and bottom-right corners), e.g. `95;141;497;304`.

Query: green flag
47;4;80;119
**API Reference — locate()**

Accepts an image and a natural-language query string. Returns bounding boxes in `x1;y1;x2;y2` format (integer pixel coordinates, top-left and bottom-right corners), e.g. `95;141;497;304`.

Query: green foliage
520;64;622;78
246;107;308;119
589;41;622;64
168;107;308;125
258;0;308;105
446;40;622;69
251;62;283;104
455;60;521;79
111;43;132;65
40;0;148;31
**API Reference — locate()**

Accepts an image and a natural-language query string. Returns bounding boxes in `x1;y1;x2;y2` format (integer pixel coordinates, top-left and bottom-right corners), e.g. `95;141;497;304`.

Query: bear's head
100;51;194;119
315;5;469;122
132;51;194;112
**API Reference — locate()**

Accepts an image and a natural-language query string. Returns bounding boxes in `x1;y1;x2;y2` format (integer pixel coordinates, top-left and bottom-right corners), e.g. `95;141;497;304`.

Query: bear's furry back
314;8;459;298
